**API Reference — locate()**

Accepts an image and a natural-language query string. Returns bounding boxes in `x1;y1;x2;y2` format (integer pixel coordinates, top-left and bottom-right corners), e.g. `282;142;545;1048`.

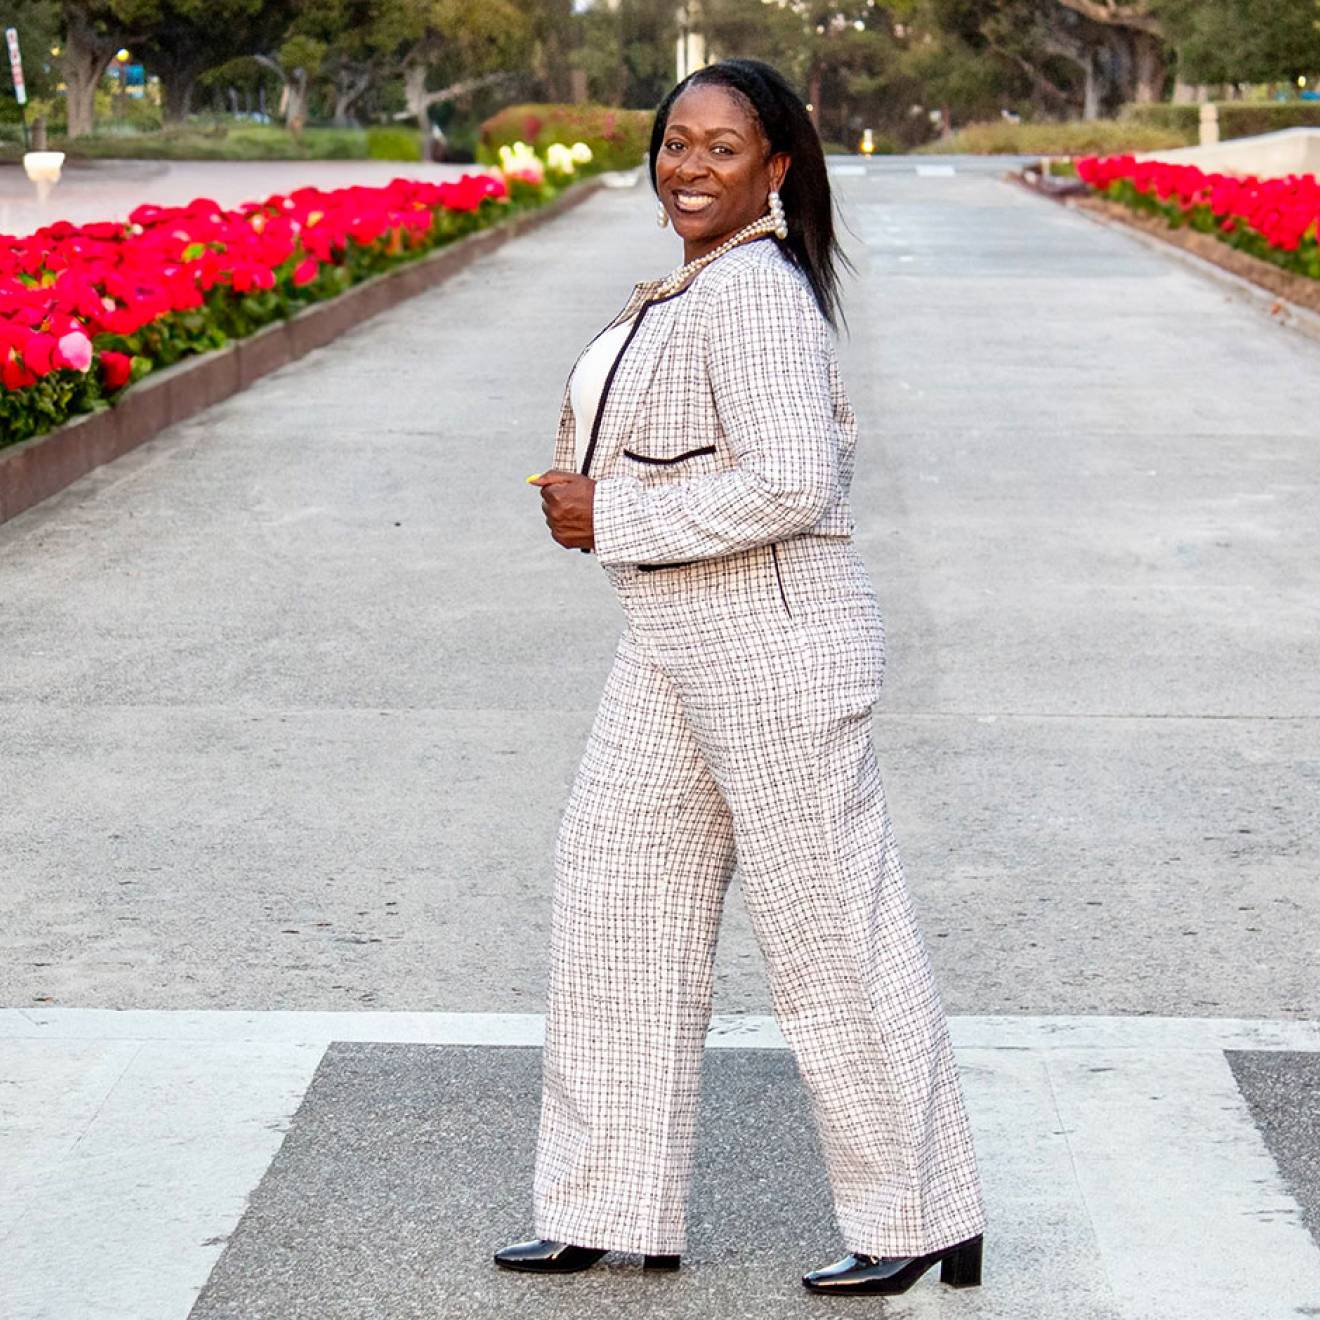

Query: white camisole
570;314;637;471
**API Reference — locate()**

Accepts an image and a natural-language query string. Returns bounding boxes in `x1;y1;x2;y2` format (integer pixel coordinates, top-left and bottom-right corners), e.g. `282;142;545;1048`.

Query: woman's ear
770;152;791;193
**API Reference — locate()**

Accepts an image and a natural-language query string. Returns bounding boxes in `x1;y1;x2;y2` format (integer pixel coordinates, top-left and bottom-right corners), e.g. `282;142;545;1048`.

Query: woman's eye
665;140;685;151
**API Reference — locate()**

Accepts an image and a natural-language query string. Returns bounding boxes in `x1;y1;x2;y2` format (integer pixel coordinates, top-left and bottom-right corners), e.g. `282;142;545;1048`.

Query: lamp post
5;26;29;150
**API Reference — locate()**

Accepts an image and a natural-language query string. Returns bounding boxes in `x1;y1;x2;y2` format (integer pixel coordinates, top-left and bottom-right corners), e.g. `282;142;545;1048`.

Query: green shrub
1121;101;1320;140
478;102;653;172
366;125;423;162
915;119;1193;156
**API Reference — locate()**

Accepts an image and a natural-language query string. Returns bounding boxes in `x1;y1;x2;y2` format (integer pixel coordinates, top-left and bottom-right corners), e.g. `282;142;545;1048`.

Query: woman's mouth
671;190;716;214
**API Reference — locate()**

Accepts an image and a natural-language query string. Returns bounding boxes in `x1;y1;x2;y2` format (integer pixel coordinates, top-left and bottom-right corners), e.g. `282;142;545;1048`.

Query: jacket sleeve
590;265;839;566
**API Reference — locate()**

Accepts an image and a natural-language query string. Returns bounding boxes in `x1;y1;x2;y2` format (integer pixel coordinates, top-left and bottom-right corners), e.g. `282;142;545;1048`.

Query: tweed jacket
550;235;857;568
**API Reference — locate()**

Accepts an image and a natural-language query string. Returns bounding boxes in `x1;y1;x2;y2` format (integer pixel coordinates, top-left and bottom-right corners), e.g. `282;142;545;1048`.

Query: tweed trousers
531;531;988;1258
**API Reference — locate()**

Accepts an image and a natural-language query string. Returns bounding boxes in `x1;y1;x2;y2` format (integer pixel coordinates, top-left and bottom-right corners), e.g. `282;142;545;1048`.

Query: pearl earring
656;200;670;229
768;188;788;239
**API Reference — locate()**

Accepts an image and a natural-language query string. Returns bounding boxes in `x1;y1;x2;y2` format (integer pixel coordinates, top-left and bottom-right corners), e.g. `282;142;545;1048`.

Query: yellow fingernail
526;472;542;483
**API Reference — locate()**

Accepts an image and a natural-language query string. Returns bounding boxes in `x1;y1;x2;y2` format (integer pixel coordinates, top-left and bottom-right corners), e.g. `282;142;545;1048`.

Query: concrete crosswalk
3;1009;1319;1319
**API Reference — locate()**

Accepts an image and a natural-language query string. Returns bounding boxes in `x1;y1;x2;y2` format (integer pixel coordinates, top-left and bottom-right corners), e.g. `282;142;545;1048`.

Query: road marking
2;1013;1318;1319
6;1007;1320;1050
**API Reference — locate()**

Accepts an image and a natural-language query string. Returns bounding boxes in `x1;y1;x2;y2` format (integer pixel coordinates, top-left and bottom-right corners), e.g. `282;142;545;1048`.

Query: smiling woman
506;57;988;1297
652;62;847;327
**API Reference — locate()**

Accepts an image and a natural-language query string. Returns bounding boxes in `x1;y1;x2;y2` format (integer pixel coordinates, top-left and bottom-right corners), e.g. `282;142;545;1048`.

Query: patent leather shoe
801;1232;982;1294
493;1237;681;1273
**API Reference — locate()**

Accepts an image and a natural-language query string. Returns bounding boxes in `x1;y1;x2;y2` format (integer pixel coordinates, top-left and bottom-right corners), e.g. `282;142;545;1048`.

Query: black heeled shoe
493;1237;681;1274
801;1232;982;1294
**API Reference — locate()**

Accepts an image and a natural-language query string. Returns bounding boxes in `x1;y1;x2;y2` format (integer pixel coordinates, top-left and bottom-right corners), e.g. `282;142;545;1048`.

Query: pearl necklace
654;214;781;297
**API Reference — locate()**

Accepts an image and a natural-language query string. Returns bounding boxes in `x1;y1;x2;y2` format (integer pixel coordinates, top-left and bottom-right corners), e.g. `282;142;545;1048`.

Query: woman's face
655;82;790;262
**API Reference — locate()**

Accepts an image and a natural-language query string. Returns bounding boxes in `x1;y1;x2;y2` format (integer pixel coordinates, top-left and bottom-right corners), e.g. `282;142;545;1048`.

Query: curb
0;174;606;528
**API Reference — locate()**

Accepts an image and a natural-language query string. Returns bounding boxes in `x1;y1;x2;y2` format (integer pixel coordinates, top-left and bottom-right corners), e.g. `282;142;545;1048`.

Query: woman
494;58;987;1296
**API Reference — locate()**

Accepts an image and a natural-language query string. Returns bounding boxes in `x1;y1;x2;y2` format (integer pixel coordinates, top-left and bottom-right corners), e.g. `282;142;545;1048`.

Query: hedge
916;118;1193;156
479;103;653;173
1121;102;1320;140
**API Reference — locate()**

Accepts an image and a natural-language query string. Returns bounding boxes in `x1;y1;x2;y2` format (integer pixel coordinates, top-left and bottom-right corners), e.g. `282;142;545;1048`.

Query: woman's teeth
674;192;715;212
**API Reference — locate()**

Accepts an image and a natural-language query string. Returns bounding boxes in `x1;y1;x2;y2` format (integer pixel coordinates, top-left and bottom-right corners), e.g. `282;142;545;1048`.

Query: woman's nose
674;152;712;181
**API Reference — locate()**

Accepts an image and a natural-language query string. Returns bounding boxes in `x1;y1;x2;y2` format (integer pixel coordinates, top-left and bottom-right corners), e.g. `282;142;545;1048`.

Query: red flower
100;350;133;390
2;171;516;397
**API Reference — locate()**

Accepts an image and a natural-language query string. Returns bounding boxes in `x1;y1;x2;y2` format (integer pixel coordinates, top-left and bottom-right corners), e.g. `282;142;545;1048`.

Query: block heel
644;1253;681;1271
939;1233;983;1288
803;1232;985;1295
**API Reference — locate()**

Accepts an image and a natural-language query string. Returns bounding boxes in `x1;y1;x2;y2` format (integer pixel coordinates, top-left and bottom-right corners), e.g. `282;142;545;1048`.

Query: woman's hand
528;470;596;552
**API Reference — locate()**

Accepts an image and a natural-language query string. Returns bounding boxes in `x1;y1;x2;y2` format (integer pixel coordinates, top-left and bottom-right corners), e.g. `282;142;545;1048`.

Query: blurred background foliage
0;0;1318;160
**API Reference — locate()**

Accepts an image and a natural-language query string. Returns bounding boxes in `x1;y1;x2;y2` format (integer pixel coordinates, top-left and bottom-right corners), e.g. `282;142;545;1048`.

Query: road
1;156;1318;1319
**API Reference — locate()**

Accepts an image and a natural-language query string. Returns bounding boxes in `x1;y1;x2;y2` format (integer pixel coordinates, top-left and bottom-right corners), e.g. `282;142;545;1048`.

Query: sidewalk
2;159;1319;1318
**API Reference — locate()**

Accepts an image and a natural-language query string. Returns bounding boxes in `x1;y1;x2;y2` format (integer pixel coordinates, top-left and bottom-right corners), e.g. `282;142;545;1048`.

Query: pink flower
55;330;93;372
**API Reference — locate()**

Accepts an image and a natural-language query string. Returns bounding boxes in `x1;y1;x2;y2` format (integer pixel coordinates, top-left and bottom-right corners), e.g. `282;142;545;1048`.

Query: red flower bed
1076;154;1320;280
0;171;525;446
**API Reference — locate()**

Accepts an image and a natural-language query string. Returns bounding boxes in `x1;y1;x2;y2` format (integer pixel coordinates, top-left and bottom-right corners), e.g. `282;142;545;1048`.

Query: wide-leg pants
531;533;987;1258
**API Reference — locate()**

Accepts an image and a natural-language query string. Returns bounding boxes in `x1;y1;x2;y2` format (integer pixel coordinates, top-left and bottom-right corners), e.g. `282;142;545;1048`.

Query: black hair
647;57;852;332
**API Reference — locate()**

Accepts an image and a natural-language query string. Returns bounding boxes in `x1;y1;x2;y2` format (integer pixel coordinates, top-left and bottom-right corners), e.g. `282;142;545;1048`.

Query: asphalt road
3;158;1316;1020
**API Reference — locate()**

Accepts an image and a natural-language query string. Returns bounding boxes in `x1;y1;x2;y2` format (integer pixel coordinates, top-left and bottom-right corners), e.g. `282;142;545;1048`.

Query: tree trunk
401;63;510;158
332;66;373;127
404;59;430;153
1131;30;1165;102
286;69;308;138
60;9;119;140
254;54;307;135
1082;49;1099;120
162;72;196;124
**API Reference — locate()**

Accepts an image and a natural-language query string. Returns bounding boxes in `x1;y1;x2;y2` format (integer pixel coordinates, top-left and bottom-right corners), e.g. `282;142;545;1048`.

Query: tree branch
1050;0;1163;38
417;70;514;111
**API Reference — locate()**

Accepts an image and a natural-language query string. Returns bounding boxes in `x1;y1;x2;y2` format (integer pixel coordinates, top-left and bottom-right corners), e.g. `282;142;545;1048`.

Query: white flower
546;142;575;173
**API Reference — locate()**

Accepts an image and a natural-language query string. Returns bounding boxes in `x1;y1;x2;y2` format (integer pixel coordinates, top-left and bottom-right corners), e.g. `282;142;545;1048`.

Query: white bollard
1199;103;1219;147
23;150;64;204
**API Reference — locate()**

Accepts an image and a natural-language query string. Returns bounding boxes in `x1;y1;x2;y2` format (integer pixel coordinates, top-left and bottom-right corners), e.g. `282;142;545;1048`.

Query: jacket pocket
770;543;792;616
621;444;717;466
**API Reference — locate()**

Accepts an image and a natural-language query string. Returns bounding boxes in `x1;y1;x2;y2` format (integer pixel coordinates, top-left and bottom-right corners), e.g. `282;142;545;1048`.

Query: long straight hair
647;57;852;332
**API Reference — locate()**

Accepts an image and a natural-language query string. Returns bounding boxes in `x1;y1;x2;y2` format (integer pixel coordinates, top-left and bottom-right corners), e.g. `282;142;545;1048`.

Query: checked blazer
549;235;858;566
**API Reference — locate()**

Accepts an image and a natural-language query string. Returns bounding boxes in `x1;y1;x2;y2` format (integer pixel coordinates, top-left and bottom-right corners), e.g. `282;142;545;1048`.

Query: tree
254;32;324;134
58;0;156;138
1048;0;1165;101
573;0;677;108
136;0;300;123
1155;0;1320;86
702;1;895;144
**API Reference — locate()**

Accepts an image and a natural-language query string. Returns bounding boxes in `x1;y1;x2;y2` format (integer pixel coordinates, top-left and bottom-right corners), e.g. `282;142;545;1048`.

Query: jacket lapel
583;286;692;476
